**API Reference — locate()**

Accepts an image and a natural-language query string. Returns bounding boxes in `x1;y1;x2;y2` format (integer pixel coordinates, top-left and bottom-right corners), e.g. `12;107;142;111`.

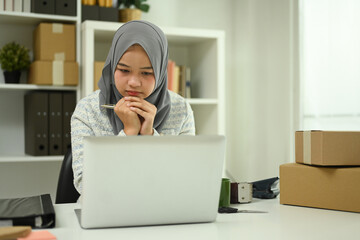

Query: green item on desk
219;178;231;207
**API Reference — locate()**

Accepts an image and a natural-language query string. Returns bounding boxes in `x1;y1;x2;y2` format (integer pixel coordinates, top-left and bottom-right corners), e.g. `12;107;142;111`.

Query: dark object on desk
56;147;80;204
0;194;55;228
252;177;279;199
218;207;268;214
230;182;253;204
218;206;238;213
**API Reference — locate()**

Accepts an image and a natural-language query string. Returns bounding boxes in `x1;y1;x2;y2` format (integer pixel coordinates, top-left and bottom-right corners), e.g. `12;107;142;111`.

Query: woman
71;20;195;195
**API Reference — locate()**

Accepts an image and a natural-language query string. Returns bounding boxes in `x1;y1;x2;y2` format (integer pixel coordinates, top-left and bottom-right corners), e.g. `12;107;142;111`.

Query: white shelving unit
0;12;225;199
82;20;225;135
0;1;81;199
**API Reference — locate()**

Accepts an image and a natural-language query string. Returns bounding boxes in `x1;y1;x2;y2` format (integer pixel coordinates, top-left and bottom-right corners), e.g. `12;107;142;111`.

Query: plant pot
4;71;21;84
118;8;142;23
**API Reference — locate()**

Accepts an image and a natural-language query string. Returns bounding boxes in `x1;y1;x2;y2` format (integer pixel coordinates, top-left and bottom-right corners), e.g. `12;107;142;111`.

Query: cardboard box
28;61;78;86
34;23;76;61
280;163;360;213
94;61;105;91
295;130;360;166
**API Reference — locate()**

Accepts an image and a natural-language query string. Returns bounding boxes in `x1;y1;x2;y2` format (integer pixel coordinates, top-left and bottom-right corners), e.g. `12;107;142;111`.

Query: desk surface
50;198;359;240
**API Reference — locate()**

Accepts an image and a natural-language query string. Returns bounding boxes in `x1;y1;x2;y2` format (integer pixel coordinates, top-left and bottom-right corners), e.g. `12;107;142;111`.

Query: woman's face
114;44;155;99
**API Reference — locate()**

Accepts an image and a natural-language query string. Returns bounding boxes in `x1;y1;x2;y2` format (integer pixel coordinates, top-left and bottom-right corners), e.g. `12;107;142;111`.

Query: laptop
77;135;226;229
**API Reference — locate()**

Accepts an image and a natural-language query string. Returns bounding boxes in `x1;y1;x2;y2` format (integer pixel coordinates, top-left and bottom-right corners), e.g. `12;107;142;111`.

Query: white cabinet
82;20;225;135
0;2;81;199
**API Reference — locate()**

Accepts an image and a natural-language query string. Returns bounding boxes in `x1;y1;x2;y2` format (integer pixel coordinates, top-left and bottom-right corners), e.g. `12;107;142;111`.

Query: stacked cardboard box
94;61;105;91
280;131;360;213
28;23;78;86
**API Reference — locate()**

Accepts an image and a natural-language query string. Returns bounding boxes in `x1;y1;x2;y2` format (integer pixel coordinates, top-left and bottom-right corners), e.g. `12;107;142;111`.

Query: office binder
48;92;63;156
24;91;49;156
62;91;76;154
0;194;55;229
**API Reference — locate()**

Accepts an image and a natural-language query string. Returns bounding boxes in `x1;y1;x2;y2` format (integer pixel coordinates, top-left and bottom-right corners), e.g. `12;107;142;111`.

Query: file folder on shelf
62;91;76;154
24;91;49;156
48;92;63;156
0;194;55;228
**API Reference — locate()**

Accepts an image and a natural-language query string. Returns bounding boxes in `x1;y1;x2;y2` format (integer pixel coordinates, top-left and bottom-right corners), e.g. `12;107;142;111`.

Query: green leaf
134;0;150;12
141;4;150;12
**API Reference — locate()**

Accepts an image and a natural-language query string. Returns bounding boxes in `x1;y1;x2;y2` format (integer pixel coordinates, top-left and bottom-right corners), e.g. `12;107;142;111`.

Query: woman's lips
127;91;140;96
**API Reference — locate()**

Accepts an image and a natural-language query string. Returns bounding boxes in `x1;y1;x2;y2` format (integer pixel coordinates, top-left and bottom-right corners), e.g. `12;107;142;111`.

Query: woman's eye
118;69;129;73
142;72;153;76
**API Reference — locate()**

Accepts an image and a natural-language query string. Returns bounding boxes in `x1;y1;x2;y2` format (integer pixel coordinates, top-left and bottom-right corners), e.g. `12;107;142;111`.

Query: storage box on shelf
82;20;225;135
31;0;77;16
81;4;118;22
28;61;79;85
29;22;79;86
0;1;81;200
33;22;76;61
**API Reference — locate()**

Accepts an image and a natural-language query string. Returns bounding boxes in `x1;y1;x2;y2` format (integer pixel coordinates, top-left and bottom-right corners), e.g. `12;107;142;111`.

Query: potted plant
118;0;150;22
0;42;30;84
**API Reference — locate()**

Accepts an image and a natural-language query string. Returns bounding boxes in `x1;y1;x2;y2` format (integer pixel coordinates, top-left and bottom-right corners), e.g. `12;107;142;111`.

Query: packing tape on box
52;24;66;61
54;53;65;61
52;61;64;86
52;23;63;33
303;130;311;164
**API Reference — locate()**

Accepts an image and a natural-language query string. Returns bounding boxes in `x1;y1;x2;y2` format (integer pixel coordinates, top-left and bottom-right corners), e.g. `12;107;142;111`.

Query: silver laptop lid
81;135;225;228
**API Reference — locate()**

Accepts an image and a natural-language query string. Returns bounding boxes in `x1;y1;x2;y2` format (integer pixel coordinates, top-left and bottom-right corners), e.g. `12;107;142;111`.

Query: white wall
144;0;298;182
229;0;298;182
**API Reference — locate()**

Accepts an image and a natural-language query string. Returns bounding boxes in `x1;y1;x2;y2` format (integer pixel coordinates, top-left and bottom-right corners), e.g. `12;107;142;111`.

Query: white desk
50;198;359;240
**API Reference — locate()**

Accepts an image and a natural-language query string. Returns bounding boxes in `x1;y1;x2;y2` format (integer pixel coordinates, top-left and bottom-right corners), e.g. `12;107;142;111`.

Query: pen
101;104;115;109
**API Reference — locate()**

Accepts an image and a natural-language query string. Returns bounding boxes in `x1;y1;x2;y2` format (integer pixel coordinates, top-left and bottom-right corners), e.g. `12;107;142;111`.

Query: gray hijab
98;20;171;135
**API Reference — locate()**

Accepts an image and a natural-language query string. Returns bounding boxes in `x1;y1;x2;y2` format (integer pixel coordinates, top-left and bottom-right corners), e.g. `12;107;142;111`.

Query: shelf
0;11;78;25
0;84;78;91
83;20;223;45
0;155;63;163
187;98;218;105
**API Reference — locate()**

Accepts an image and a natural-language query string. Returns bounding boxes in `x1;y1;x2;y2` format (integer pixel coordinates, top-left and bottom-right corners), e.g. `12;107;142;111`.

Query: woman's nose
128;74;141;87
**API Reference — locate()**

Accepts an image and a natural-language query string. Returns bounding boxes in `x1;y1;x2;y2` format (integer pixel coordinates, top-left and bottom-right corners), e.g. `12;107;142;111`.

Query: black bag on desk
252;177;280;199
0;194;55;228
